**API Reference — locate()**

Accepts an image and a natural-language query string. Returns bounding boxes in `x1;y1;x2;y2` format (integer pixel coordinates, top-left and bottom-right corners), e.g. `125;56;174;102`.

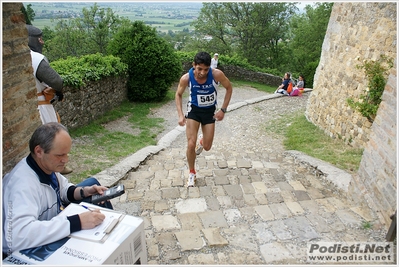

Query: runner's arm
175;74;189;126
213;69;233;110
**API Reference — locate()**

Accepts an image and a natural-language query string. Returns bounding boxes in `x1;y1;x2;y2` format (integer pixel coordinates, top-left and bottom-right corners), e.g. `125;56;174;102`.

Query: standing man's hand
55;91;64;101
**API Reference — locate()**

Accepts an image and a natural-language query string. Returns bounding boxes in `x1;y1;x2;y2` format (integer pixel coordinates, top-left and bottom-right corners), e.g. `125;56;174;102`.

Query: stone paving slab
260;242;293;263
201;228;229;246
175;229;205;251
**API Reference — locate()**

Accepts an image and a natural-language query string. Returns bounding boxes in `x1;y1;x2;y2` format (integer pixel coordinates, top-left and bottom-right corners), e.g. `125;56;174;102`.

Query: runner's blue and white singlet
188;67;218;109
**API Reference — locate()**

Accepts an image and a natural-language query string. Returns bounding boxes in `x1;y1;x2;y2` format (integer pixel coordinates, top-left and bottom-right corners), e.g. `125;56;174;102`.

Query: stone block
174;229;205;251
175;198;207;214
199;210;228;228
260;242;292;263
254;205;274;221
201;228;228;246
152;215;181;231
178;213;203;231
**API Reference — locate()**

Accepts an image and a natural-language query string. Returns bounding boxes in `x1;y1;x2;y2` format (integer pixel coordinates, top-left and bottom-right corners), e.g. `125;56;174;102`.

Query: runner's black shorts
186;104;216;125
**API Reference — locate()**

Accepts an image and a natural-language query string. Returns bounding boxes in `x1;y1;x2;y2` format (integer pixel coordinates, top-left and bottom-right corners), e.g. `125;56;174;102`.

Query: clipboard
59;202;125;243
80;202;126;236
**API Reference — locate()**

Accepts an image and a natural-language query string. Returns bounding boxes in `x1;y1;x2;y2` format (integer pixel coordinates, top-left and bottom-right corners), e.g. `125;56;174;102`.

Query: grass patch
265;113;363;173
361;220;373;230
230;79;276;93
67;90;175;183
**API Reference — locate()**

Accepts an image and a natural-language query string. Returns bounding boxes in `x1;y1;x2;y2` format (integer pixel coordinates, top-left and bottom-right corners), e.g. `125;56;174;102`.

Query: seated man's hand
86;185;109;196
79;210;105;229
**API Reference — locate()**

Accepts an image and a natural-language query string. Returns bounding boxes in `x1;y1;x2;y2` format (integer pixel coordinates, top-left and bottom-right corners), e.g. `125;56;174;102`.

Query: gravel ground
69;84;289;180
149;84;308;153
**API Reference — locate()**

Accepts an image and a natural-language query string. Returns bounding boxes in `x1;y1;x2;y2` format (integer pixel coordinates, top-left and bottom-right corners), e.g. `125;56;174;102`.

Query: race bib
197;92;216;107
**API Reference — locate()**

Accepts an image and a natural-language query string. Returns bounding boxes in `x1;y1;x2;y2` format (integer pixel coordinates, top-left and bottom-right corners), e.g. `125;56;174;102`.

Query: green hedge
51;51;280;89
175;51;280;76
50;53;128;88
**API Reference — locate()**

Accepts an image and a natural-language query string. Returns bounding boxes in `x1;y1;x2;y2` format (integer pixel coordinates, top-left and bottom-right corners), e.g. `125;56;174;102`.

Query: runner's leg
200;123;215;151
185;118;201;171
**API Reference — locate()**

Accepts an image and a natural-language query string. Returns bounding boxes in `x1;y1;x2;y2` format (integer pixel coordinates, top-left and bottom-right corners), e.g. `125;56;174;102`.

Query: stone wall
2;3;41;175
306;2;396;148
54;76;128;130
220;65;282;87
348;59;397;228
306;2;397;227
182;62;282;87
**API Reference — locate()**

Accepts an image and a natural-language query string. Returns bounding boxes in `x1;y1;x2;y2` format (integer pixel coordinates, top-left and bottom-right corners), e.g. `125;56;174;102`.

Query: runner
175;51;233;187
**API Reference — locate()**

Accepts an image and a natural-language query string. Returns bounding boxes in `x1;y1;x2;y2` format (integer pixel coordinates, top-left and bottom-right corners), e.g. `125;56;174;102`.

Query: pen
81;205;95;212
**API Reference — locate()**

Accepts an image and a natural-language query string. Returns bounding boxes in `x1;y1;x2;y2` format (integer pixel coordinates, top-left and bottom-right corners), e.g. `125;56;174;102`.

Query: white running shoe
187;172;196;187
195;134;203;155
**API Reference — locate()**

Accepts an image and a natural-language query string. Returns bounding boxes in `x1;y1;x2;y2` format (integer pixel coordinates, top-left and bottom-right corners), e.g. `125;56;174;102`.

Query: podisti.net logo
307;242;394;263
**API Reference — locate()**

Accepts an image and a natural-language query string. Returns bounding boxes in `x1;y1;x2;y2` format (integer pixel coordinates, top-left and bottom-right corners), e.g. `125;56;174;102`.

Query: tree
78;3;124;54
289;2;333;87
43;18;89;60
43;3;129;61
107;21;182;102
190;2;232;55
21;4;35;24
228;2;297;69
191;2;297;69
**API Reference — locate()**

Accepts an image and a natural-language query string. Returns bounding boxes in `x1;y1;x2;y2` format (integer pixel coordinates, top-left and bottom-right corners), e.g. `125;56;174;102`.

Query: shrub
50;53;128;88
107;21;182;102
298;61;318;88
347;55;393;122
175;51;197;63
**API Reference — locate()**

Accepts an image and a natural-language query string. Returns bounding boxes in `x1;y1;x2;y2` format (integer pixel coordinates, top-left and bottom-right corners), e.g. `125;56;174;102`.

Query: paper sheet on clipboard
60;203;124;242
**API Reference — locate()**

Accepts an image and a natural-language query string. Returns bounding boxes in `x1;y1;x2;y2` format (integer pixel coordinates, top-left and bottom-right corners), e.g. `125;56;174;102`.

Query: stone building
2;3;41;173
306;2;397;227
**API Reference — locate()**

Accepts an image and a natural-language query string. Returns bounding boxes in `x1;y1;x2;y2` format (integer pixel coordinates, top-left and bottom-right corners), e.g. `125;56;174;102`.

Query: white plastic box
3;204;147;265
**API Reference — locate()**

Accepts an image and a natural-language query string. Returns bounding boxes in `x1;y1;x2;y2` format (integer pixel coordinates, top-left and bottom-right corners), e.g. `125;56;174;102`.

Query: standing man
26;24;72;174
175;51;233;187
211;53;219;69
2;122;112;257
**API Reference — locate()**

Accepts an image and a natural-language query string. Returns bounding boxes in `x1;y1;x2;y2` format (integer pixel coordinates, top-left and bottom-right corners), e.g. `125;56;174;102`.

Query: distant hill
24;2;312;32
23;2;203;32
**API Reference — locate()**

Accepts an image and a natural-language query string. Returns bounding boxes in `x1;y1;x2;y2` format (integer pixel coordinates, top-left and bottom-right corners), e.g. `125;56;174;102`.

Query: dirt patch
101;116;141;136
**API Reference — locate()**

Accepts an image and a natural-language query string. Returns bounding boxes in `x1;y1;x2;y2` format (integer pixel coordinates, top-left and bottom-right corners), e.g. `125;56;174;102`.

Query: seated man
275;72;291;95
2;122;112;257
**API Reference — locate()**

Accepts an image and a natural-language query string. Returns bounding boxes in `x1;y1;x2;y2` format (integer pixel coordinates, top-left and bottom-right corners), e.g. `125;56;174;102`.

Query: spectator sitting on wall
274;72;291;95
296;74;305;89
